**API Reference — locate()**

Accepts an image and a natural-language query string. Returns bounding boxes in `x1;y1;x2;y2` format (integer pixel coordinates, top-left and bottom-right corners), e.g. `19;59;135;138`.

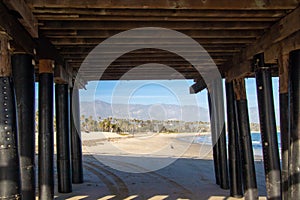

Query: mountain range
79;100;280;123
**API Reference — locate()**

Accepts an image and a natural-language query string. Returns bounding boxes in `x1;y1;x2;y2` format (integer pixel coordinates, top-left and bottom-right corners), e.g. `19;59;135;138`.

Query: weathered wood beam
0;2;65;66
35;36;64;65
190;79;207;94
80;73;202;81
69;61;215;67
58;45;243;54
27;0;299;9
64;53;232;62
54;64;70;84
243;6;300;61
37;15;281;22
31;8;288;18
58;44;245;49
41;29;263;39
0;1;35;54
39;21;271;30
50;38;256;46
62;52;234;58
0;32;11;76
226;5;300;81
3;0;38;38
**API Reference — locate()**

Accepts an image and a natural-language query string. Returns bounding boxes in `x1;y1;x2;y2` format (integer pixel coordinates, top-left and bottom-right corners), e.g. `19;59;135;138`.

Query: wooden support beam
3;0;38;38
49;37;256;46
0;2;35;54
39;20;272;31
41;29;263;39
39;59;54;74
35;36;64;65
28;0;299;9
278;51;290;200
37;15;281;22
233;78;258;199
278;53;289;94
226;5;300;80
31;8;288;18
0;32;11;76
54;64;70;84
0;2;64;65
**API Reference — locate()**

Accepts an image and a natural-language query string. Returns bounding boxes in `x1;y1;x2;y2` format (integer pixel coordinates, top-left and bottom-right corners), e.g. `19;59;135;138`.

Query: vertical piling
254;53;281;200
207;92;221;185
289;49;300;199
0;32;21;200
55;84;72;193
233;78;258;200
208;79;229;189
38;59;54;200
70;86;83;183
226;81;243;197
278;53;290;200
12;54;36;200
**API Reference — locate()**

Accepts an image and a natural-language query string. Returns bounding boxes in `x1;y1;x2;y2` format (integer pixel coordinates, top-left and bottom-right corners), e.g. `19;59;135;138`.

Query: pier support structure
70;86;83;183
254;53;282;200
207;79;229;189
278;53;290;200
207;92;221;186
0;32;21;200
55;83;72;193
233;78;258;200
12;53;36;200
289;49;300;199
225;81;243;198
38;59;54;200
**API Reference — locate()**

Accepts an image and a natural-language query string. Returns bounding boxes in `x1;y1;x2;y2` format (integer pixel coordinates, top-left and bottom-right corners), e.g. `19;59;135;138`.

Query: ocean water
183;132;281;157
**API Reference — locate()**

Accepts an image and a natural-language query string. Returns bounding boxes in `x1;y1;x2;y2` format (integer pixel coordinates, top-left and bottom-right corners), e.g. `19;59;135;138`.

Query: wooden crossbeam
49;38;256;46
3;0;38;38
226;5;300;81
31;8;288;18
39;21;272;30
0;2;65;66
0;1;35;54
41;29;263;39
36;15;281;22
27;0;299;9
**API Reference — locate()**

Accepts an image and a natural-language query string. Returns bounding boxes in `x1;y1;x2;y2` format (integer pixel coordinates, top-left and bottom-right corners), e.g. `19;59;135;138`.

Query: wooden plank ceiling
16;0;300;80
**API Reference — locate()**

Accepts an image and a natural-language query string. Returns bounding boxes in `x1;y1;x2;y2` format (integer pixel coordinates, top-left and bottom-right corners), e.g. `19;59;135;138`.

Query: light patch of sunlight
97;195;116;200
124;195;139;200
66;196;88;200
148;195;169;200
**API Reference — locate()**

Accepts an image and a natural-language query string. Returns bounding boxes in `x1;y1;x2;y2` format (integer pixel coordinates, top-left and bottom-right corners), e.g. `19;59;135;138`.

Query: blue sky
79;78;279;110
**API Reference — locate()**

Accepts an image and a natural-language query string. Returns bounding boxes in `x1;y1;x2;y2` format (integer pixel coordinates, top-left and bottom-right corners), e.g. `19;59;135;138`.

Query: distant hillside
80;100;210;122
249;106;279;124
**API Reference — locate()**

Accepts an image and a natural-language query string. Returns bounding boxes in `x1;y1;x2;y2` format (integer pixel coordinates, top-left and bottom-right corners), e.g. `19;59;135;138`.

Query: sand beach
51;132;267;200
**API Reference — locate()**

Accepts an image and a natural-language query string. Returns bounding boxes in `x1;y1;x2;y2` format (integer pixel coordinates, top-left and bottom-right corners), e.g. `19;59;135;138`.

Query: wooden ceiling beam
41;29;263;39
36;15;280;22
39;21;272;30
0;2;64;64
58;45;242;54
3;0;38;38
27;0;299;10
226;4;300;80
0;1;35;54
31;8;288;18
60;51;239;57
50;38;256;46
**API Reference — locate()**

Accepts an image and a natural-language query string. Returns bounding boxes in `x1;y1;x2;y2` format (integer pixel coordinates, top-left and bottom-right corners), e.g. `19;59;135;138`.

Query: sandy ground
51;132;267;200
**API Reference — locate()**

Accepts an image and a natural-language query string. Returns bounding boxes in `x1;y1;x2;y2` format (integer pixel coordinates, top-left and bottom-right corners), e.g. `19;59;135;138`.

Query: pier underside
0;0;299;199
